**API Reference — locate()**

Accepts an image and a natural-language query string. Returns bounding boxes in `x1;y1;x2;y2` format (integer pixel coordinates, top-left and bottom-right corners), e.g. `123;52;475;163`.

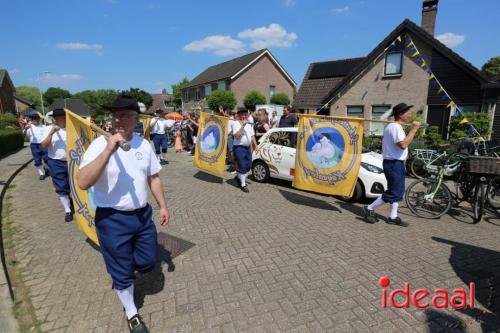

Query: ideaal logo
380;276;475;309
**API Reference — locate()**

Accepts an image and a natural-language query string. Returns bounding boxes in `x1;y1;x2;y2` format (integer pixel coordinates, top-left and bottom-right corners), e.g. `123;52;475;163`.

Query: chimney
421;0;438;35
162;88;167;95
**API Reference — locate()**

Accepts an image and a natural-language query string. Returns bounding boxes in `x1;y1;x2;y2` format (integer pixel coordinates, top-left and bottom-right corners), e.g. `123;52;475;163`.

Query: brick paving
4;150;500;332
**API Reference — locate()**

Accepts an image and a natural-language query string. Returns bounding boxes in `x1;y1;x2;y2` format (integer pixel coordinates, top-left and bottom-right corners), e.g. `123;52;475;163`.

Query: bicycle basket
466;156;500;176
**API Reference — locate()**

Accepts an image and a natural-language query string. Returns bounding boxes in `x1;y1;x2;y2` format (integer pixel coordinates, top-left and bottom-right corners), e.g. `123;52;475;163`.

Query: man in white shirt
149;109;169;165
23;111;49;180
40;109;73;222
77;95;170;333
231;109;259;193
364;103;420;226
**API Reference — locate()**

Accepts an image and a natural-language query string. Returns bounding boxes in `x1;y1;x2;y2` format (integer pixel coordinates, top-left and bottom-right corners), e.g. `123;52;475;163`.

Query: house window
371;105;391;136
195;88;200;101
458;105;481;113
217;81;226;90
347;106;363;117
183;90;189;102
270;85;276;99
205;84;211;96
384;52;403;76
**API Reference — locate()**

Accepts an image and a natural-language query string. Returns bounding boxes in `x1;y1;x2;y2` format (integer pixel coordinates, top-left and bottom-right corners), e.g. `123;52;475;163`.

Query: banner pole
297;114;396;124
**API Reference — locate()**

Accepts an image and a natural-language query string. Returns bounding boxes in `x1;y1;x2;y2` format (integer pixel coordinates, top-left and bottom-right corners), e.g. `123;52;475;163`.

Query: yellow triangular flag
349;80;354;85
429;73;435;80
323;103;329;109
411;50;420;57
420;61;427;68
406;41;414;48
446;101;456;109
459;118;469;125
396;35;402;42
337;93;341;98
437;86;444;94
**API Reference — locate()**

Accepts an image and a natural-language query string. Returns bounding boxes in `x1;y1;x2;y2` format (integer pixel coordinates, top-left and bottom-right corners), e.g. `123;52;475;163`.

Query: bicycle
405;152;492;223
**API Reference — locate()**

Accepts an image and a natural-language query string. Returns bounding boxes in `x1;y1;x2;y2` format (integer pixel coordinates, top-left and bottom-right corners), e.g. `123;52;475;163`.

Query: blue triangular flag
466;126;475;134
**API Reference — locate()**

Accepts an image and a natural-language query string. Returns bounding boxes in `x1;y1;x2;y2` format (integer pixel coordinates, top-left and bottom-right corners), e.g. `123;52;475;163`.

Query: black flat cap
108;95;140;112
392;103;413;118
52;108;66;117
236;108;248;114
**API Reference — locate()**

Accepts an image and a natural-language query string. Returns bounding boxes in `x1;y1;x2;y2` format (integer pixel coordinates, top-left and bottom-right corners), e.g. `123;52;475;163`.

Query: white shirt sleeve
390;124;406;144
147;143;162;176
80;138;106;169
230;121;237;135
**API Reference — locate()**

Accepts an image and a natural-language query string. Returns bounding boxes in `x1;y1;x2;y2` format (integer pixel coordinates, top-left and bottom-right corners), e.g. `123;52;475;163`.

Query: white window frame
384;52;403;76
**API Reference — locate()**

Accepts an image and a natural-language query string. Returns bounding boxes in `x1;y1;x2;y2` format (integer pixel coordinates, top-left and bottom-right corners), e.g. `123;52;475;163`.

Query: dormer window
384;52;403;76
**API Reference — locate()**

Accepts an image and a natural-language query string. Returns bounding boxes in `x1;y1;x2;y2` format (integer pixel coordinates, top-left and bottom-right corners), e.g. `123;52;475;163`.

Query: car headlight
361;162;383;174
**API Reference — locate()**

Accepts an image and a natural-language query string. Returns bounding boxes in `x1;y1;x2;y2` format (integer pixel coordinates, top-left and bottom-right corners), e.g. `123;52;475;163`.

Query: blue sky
2;0;499;94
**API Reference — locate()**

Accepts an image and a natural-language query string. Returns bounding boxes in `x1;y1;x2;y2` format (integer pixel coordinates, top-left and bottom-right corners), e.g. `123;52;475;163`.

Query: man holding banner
77;95;169;333
364;103;420;226
231;109;259;193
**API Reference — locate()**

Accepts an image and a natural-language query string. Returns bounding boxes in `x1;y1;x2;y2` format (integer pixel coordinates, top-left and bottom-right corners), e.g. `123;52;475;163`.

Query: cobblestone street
4;150;500;332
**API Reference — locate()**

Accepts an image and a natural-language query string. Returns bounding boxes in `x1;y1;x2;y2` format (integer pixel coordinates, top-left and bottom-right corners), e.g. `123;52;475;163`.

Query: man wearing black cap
230;108;259;192
23;111;49;180
149;109;169;165
77;95;170;333
40;108;73;222
364;103;420;226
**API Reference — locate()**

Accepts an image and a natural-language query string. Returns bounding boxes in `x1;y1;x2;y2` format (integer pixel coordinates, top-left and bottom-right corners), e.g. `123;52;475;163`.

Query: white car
252;127;387;202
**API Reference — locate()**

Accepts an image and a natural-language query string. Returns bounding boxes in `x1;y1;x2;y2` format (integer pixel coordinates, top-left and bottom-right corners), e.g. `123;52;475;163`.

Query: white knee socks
156;154;162;161
59;195;72;213
115;284;137;319
36;165;45;176
368;196;385;211
238;173;246;187
390;202;399;219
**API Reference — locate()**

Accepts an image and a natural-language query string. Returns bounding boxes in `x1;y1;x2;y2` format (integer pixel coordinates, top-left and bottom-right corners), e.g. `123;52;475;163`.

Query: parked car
251;127;387;202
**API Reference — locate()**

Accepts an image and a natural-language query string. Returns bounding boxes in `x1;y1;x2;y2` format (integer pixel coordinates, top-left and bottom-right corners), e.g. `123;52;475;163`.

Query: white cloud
238;24;297;49
10;68;20;74
436;32;465;48
42;74;83;83
283;0;296;7
56;43;103;50
333;6;349;13
183;35;245;56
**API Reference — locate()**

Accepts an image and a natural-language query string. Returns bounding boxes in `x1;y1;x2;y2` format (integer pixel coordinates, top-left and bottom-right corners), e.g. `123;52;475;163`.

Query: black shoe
128;315;149;333
39;175;45;181
363;205;378;224
387;216;408;227
65;212;73;222
160;160;169;165
241;185;249;193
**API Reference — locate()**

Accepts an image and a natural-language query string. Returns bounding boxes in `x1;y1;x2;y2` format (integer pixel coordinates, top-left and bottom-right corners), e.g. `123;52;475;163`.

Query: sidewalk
0;144;32;333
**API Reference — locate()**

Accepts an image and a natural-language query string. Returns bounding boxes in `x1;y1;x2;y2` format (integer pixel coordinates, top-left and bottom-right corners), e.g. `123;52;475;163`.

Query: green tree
43;87;72;106
171;77;190;109
243;90;266;111
270;92;290;106
16;86;43;110
72;89;119;122
449;111;491;141
121;88;153;107
207;90;237;111
481;56;500;77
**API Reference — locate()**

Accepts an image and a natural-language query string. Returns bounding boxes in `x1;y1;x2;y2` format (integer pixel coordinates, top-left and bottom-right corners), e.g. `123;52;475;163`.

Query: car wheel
252;161;270;183
338;180;364;203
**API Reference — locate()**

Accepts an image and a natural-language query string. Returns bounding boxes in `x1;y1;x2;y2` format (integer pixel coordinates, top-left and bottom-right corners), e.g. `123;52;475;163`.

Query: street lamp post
37;71;50;116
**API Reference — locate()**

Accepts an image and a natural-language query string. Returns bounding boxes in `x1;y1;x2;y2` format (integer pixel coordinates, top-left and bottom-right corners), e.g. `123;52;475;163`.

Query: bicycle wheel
472;182;485;224
410;158;428;179
405;179;452;219
486;177;500;211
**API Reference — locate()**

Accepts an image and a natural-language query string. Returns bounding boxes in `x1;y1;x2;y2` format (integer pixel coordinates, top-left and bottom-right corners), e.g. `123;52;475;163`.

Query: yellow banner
193;112;228;174
141;115;152;139
293;116;364;196
65;109;99;245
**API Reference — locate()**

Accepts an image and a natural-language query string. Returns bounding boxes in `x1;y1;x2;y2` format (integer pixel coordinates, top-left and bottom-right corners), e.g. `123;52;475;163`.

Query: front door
426;105;450;139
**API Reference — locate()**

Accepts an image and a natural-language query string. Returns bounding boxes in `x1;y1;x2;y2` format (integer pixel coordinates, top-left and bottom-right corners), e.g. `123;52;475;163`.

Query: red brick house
182;49;296;113
147;89;174;114
294;0;499;138
0;69;16;114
